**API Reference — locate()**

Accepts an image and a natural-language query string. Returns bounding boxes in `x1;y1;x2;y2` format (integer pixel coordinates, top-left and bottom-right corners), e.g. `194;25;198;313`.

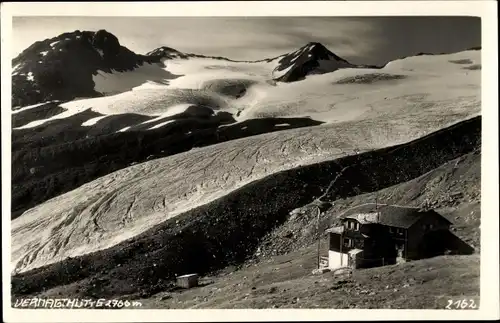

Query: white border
1;1;498;322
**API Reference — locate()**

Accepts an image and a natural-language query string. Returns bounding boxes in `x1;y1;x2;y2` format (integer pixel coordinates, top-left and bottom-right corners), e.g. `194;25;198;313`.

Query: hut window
423;224;431;230
355;222;360;231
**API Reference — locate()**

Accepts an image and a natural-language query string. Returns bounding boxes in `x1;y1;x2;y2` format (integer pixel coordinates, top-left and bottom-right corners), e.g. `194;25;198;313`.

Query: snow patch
49;41;59;47
40;51;49;56
117;126;131;133
26;72;35;82
8;49;483;273
147;120;176;130
81;115;108;127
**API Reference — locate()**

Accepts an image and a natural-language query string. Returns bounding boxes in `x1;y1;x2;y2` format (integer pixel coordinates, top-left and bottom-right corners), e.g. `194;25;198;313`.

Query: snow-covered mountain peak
147;46;188;59
272;42;355;82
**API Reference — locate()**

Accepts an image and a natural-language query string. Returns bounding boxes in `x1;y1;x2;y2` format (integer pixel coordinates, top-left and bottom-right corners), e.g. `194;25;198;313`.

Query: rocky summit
12;29;162;107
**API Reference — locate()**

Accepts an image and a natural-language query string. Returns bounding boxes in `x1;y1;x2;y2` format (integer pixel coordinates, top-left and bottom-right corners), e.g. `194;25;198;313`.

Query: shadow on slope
11;114;323;218
11;116;480;299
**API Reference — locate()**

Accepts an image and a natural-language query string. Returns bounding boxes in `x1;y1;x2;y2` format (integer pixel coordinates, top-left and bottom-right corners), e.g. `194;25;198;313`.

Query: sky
12;16;481;65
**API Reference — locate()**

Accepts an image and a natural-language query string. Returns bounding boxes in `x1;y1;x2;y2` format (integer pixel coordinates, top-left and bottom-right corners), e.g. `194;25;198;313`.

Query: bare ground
137;249;479;309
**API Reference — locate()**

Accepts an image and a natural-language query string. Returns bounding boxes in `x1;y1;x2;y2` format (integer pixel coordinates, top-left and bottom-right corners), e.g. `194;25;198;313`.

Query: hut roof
339;203;451;229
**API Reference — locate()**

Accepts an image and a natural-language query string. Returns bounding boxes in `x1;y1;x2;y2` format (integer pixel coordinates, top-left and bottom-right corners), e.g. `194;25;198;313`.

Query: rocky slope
12;30;359;109
12;30;170;107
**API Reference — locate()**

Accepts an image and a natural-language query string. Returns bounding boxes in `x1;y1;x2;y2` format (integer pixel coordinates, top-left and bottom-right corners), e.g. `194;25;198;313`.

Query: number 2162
445;299;477;309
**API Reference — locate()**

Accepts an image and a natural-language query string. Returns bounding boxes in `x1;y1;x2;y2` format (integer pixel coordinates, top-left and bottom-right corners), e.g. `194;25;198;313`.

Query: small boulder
159;294;171;301
312;268;331;275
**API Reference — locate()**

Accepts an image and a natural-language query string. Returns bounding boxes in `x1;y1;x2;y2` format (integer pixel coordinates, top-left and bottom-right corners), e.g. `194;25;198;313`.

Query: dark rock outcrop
91;29;121;59
11;30;162;107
